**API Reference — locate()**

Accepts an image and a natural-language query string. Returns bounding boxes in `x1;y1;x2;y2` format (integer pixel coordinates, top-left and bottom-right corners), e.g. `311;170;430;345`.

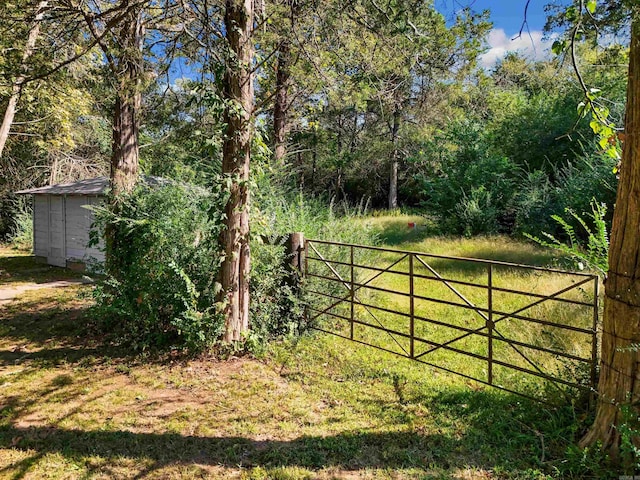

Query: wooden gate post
286;232;305;281
287;232;306;333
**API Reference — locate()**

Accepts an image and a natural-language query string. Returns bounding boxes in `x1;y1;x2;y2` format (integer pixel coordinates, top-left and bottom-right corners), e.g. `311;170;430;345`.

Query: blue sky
436;0;557;68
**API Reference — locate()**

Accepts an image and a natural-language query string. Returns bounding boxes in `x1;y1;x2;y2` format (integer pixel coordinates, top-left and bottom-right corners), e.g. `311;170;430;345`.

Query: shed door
48;196;66;267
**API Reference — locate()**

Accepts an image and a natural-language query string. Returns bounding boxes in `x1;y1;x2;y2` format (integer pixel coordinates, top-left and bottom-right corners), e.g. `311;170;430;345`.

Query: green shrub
555;152;617;226
454;187;499;237
90;182;226;353
526;200;609;275
250;185;379;351
90;170;380;354
513;169;559;236
513;152;617;240
417;120;516;235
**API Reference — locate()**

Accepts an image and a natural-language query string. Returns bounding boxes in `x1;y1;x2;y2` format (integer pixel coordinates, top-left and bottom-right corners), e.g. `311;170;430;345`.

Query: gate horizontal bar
308;305;592;364
307;275;595;335
307;239;597;278
307;256;593;307
306;287;595;336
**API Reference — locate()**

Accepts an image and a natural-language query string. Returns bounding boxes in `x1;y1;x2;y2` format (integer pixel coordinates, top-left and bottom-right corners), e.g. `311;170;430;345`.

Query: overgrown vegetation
527;200;610;276
0;233;625;479
91;183;226;352
8;199;32;251
3;0;639;469
88;177;379;354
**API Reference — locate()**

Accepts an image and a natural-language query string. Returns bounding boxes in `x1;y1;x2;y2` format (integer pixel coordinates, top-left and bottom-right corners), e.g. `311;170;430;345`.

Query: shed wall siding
64;195;105;265
85;196;105;263
33;196;49;257
32;194;106;268
65;196;90;260
48;196;66;267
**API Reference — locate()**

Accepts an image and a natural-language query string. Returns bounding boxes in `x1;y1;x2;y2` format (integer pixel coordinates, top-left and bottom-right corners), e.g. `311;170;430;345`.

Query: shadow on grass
0;387;592;478
0;253;82;286
0;427;448;473
0;295;130;366
0;420;527;476
377;224;437;246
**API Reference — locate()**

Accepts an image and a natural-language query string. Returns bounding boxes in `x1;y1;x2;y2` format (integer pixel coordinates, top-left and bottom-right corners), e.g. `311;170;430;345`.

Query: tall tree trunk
273;0;300;165
388;108;400;210
273;39;290;165
110;9;143;198
105;8;143;276
218;0;254;343
0;0;48;158
581;15;640;458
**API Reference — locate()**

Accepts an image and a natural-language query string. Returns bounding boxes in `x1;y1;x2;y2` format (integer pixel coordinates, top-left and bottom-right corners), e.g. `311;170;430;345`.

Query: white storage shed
16;177;107;270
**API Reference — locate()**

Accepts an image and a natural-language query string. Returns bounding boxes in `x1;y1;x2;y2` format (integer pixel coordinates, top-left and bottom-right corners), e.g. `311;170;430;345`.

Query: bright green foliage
545;1;629;168
416;120;516;236
485;53;588;175
250;173;379;350
513;152;618;237
526;200;609;275
140;80;226;184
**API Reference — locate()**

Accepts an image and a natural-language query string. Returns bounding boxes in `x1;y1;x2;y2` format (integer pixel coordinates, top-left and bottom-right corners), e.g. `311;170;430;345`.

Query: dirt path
0;280;85;305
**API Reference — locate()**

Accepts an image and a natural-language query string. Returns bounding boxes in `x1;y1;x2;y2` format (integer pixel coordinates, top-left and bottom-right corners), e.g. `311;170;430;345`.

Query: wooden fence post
287;232;306;333
287;232;305;281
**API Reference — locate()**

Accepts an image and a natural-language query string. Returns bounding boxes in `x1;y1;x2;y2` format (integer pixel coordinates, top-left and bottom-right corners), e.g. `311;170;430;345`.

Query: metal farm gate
303;238;600;402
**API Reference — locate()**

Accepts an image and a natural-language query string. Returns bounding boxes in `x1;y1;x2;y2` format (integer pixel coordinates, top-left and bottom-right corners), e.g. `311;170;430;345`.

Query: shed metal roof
15;176;167;196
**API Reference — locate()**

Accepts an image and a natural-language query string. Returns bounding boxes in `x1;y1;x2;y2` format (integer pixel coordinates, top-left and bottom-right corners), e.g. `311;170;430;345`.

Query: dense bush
417;121;517;236
412;117;618;239
91;183;227;352
90;173;379;354
513;152;617;238
250;181;378;348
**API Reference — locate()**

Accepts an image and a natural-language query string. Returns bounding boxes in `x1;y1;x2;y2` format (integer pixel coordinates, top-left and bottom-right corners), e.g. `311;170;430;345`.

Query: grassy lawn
0;246;83;287
0;221;608;479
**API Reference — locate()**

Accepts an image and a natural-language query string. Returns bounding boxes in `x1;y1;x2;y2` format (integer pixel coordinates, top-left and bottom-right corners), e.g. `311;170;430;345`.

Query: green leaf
586;0;597;14
577;101;587;118
551;40;566;55
599;136;610;149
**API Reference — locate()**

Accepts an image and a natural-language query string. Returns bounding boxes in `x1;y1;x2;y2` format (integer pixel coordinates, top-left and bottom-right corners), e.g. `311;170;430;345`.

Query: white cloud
479;28;554;69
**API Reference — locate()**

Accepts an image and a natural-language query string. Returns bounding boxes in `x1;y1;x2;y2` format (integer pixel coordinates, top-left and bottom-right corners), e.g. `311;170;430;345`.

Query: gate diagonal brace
307;242;409;356
412;255;555;385
414;254;489;322
308;242;408;322
414;276;594;361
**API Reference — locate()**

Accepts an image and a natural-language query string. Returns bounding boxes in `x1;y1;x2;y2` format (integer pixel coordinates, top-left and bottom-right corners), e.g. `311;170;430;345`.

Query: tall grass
9;199;33;251
253;191;375;246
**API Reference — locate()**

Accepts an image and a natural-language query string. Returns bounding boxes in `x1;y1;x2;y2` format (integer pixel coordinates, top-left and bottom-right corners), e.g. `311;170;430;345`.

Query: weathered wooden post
286;232;305;281
287;232;306;333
